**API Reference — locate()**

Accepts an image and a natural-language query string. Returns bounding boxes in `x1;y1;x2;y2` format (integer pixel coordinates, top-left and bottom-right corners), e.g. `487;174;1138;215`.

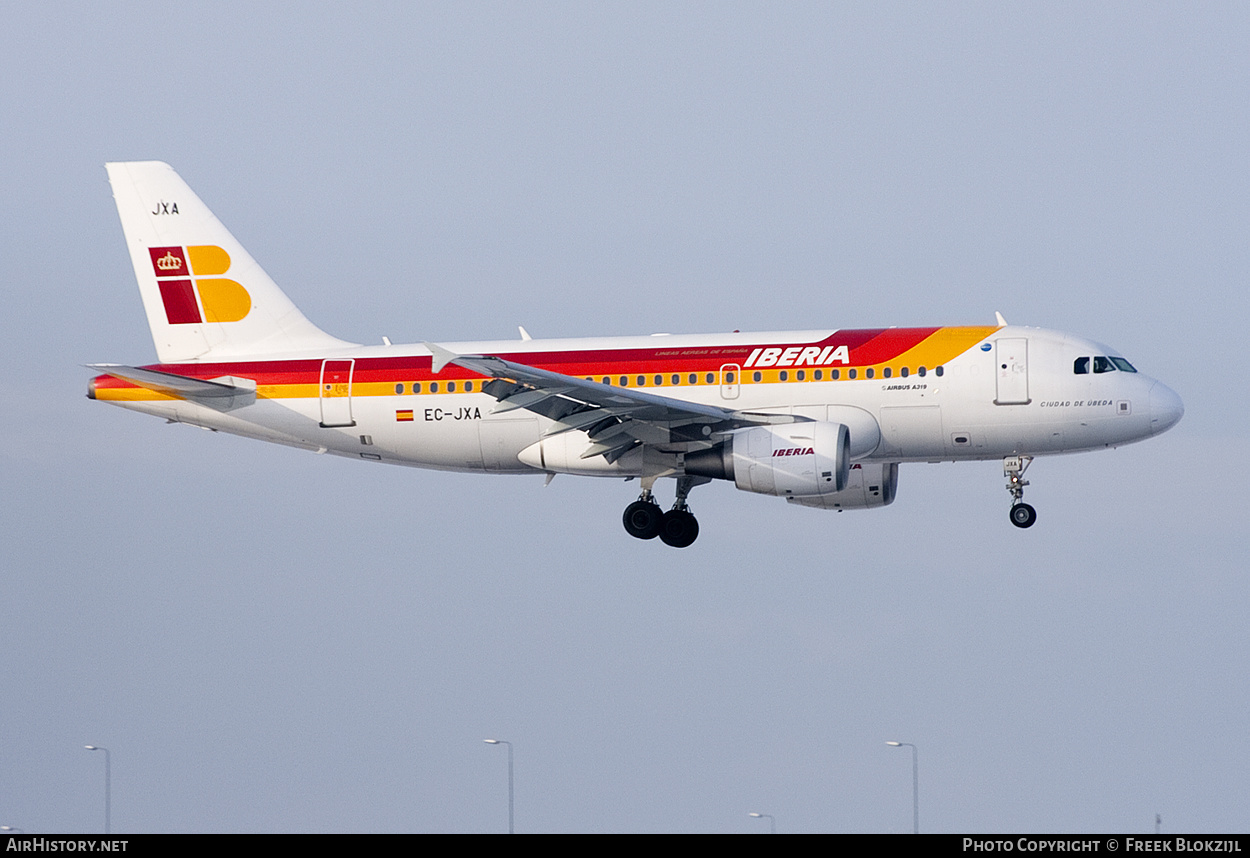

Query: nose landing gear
1004;456;1037;528
1009;502;1037;528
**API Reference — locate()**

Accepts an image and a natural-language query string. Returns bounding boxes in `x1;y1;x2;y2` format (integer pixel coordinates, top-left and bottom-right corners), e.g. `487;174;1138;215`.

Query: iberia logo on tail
148;245;251;324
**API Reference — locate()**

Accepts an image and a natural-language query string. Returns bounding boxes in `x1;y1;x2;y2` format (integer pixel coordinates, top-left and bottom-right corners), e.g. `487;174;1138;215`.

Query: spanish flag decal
396;410;415;422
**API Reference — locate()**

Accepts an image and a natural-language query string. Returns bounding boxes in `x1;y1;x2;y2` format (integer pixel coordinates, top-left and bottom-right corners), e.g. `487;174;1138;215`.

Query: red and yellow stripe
89;326;1000;403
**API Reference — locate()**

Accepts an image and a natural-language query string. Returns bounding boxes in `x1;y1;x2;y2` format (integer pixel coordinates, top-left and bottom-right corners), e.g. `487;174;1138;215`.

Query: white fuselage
92;325;1183;476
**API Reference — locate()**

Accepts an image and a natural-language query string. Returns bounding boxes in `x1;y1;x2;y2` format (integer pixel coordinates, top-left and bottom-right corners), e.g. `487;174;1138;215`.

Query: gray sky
1;2;1246;833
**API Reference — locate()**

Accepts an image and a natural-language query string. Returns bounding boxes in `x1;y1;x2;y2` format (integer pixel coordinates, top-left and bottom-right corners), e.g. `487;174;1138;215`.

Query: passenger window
395;383;404;394
413;383;422;393
848;369;857;380
796;370;805;381
779;371;788;381
832;370;840;380
602;377;610;385
430;382;439;393
654;375;663;386
706;373;715;384
619;376;628;386
900;367;909;378
1074;357;1090;374
688;374;698;385
883;368;891;378
753;371;762;382
448;382;456;392
672;374;680;385
465;381;473;392
637;375;646;386
725;371;735;383
917;367;926;377
935;366;944;377
814;369;823;380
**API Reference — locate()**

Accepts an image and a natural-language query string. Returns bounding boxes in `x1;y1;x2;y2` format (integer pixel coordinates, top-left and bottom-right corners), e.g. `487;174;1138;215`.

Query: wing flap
424;343;804;461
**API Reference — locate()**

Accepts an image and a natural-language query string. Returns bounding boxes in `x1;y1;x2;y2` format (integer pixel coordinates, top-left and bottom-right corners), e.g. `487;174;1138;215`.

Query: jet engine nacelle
786;462;899;510
685;421;850;497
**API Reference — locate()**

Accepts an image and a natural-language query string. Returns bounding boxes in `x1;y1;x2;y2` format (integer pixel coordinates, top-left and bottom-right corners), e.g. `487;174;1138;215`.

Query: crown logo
156;251;183;272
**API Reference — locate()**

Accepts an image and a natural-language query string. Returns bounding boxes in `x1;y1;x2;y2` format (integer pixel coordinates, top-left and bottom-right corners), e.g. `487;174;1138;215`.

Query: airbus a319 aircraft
89;162;1183;547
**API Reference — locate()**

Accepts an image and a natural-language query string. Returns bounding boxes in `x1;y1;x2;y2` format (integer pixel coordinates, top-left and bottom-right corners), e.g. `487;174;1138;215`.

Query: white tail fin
106;161;353;363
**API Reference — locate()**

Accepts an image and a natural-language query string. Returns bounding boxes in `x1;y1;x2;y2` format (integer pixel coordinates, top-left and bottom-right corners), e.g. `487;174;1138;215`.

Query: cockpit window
1076;355;1137;374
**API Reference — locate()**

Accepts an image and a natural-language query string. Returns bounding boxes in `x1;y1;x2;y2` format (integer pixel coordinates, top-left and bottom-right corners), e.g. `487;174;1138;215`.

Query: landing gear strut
622;476;705;547
1004;455;1037;529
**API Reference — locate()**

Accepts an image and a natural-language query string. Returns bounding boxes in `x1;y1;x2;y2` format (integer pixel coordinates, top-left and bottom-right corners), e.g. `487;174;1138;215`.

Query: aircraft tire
658;509;699;548
623;500;663;539
1009;502;1037;529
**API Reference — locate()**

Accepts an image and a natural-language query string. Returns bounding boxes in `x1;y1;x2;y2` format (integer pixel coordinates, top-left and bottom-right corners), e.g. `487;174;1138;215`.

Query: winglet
519;326;533;341
423;342;459;373
995;311;1008;326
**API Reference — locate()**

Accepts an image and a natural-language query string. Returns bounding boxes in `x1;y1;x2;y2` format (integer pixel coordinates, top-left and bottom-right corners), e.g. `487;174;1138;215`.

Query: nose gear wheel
1004;456;1037;528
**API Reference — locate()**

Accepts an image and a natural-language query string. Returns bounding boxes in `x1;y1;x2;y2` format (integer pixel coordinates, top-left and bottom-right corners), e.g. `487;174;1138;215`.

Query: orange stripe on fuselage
90;326;1001;400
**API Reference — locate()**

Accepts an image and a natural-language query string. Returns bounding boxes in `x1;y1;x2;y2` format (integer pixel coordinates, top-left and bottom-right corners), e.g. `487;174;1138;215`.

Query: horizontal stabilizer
88;364;257;411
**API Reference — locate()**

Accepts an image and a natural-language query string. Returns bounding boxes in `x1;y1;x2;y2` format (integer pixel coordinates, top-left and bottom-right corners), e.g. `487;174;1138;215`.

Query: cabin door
994;338;1030;405
319;359;356;427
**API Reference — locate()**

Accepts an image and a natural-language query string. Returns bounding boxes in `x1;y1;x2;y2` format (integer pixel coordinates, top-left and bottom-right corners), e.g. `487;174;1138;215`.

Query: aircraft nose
1149;381;1184;435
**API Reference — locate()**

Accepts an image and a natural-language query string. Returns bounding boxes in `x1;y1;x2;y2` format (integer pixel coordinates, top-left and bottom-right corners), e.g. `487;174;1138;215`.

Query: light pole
749;811;776;833
484;739;513;834
886;741;918;834
84;745;110;835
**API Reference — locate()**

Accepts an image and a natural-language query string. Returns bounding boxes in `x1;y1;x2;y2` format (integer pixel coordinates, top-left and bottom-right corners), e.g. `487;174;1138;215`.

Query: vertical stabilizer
105;161;353;363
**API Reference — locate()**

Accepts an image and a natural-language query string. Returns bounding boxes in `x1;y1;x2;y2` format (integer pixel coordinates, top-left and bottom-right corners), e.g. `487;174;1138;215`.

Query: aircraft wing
425;343;799;463
88;364;257;412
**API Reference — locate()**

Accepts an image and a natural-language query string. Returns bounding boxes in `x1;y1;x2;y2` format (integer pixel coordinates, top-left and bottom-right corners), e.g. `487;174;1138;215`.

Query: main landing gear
1004;455;1037;529
622;476;702;548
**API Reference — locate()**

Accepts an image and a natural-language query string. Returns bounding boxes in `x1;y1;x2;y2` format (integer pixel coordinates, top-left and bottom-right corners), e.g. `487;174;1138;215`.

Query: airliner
89;162;1184;547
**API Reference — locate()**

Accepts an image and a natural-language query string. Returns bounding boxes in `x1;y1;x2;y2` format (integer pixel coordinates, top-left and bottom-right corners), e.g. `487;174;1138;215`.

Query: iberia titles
743;345;850;367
